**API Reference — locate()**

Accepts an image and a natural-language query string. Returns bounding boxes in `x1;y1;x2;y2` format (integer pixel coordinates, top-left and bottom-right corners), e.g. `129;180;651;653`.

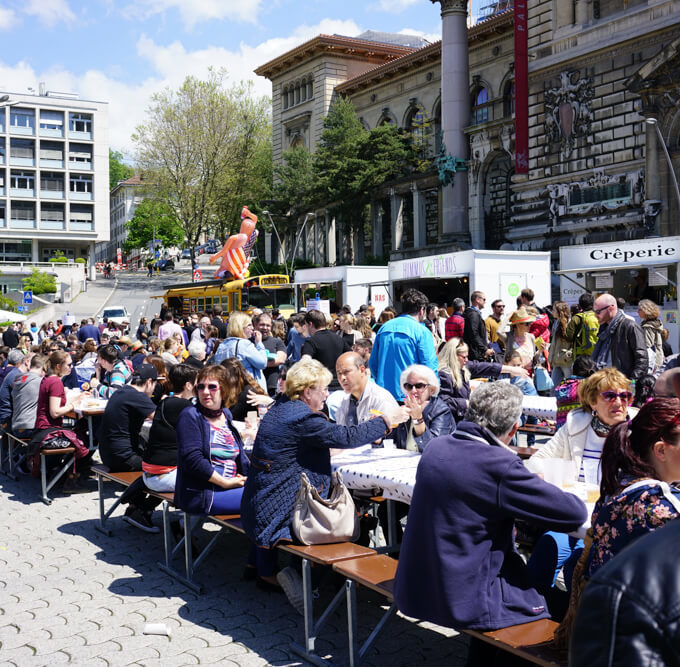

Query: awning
554;262;675;274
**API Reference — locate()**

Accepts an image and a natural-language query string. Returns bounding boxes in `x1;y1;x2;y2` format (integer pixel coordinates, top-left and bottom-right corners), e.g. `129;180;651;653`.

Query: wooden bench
279;542;377;667
91;464;144;535
518;423;556;437
39;446;77;505
463;619;567;666
332;553;398;667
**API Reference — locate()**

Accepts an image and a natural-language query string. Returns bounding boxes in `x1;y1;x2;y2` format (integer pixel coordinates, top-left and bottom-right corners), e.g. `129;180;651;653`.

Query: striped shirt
209;423;239;479
578;427;604;484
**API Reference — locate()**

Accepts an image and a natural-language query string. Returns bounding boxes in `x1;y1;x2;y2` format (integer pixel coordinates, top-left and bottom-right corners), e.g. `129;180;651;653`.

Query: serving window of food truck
559;237;679;353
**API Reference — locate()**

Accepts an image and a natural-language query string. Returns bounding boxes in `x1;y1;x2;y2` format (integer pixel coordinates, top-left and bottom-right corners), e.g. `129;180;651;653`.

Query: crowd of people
1;284;679;665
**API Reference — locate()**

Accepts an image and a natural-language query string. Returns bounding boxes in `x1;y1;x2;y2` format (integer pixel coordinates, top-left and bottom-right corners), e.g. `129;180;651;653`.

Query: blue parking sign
23;291;32;304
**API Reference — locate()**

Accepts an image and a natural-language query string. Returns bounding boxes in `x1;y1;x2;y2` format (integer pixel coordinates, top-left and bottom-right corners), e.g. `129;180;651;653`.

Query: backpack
574;310;599;358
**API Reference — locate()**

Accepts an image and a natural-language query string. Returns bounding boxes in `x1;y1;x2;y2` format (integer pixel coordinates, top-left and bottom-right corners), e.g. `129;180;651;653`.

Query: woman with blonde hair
438;338;528;421
212;311;267;389
338;313;362;347
638;299;663;372
240;358;408;607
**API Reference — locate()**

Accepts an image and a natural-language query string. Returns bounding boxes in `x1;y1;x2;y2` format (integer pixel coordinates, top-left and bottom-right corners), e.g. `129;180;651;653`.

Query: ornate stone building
255;1;680;271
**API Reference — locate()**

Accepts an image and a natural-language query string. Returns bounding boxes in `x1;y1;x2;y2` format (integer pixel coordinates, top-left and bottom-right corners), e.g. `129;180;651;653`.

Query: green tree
133;69;259;267
22;268;57;295
109;149;134;190
122;198;184;253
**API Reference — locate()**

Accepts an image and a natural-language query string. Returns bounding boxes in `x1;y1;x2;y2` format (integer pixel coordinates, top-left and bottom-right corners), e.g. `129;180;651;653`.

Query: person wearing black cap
97;364;159;532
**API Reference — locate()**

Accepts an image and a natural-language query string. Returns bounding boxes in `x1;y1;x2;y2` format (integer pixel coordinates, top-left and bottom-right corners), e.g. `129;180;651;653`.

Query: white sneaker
276;566;304;615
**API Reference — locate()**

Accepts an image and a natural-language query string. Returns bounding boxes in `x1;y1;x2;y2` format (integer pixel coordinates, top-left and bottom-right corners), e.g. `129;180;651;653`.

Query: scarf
591;413;615;438
199;404;223;419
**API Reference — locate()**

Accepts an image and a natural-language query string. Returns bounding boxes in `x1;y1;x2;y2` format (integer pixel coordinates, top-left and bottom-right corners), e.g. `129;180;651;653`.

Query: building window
282;86;289;110
68;143;92;164
69;174;92;193
40;140;65;161
40;172;64;192
39;110;64;131
10;170;34;190
471;87;490;125
503;81;515;117
10;108;34;130
69;112;92;133
11;201;35;221
41;202;65;224
406;106;429;155
300;81;307;103
0;138;4;160
70;203;93;229
10;138;34;160
307;77;313;99
0;202;4;222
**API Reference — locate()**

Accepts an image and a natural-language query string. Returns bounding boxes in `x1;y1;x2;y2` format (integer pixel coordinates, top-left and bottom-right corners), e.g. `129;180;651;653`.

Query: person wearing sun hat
130;340;147;370
503;307;539;374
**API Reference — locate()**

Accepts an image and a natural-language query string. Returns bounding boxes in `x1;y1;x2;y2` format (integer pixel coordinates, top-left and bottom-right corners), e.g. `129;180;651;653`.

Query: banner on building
514;0;529;174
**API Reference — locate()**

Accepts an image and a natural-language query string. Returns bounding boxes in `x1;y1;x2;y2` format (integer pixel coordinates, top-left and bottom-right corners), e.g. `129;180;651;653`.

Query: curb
94;277;119;318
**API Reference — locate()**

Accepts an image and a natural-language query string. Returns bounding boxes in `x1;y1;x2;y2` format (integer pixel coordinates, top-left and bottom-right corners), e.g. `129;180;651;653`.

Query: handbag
534;365;554;392
291;471;360;545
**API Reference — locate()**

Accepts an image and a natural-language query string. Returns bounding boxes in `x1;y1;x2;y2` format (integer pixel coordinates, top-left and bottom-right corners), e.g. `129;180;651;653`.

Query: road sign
193;269;202;282
23;290;32;304
17;306;25;313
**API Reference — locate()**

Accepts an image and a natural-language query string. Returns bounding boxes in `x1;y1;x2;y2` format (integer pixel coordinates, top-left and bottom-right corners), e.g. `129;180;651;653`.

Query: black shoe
123;507;160;533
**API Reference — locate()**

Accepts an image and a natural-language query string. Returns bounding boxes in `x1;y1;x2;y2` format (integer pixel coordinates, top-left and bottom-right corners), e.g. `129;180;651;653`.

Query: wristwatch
412;417;424;425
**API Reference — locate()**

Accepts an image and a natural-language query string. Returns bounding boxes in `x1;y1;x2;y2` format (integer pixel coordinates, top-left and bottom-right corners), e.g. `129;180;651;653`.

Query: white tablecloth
522;395;557;420
331;444;420;504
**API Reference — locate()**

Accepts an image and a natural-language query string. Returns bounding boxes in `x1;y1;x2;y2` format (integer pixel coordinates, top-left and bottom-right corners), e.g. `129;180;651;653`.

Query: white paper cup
143;623;172;636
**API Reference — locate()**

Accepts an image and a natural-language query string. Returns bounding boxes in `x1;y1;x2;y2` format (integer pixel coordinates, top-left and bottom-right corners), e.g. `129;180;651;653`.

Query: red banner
514;0;529;174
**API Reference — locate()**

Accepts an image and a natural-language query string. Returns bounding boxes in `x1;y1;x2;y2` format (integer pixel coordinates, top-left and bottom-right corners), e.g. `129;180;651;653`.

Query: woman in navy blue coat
175;365;250;516
240;358;407;591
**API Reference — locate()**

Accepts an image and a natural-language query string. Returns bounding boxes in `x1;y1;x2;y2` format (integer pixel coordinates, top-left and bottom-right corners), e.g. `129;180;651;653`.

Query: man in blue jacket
394;382;586;661
369;288;437;401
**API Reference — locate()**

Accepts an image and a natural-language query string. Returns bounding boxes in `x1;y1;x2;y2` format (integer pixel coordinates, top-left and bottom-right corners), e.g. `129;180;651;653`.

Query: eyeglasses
197;383;220;392
594;305;612;315
404;382;428;391
494;305;505;309
600;390;633;404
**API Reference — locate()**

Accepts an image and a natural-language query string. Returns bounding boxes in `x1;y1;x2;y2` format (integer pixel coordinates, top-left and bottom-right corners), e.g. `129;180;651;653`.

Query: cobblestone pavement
0;469;469;666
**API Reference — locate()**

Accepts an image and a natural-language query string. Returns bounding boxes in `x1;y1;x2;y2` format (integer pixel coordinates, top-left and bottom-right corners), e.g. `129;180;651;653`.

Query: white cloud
397;27;441;44
123;0;263;28
0;6;17;30
24;0;76;26
0;18;363;154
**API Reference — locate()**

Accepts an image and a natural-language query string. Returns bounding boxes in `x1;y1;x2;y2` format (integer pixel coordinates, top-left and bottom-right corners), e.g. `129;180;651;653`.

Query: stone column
645;119;660;202
370;200;383;257
431;0;470;241
390;189;404;251
326;210;336;265
575;0;591;25
31;238;39;263
412;183;427;248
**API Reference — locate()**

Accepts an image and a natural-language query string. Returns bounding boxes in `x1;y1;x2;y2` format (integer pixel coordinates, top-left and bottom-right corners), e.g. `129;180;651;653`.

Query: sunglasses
404;382;428;391
197;383;220;392
600;390;633;404
594;305;611;315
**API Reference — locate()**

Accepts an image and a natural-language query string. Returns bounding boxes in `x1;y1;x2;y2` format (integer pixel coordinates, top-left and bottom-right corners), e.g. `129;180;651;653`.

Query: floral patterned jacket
586;477;680;579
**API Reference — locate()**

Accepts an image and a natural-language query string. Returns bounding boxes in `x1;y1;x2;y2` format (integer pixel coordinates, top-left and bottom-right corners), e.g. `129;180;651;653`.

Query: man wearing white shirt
190;317;211;343
158;313;183;341
335;352;398;427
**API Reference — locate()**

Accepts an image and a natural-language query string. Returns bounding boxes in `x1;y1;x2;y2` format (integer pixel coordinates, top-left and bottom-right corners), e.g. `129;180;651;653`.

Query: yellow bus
161;274;295;317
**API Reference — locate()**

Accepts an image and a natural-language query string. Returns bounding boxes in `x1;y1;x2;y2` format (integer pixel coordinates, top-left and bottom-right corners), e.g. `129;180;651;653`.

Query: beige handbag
291;471;360;545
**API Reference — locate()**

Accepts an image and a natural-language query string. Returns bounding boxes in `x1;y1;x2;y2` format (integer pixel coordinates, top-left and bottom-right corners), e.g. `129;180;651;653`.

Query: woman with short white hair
394;363;455;452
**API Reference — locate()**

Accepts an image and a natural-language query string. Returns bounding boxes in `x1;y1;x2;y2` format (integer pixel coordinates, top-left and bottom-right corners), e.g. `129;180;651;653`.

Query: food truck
293;266;390;315
388;249;552;317
558;236;679;353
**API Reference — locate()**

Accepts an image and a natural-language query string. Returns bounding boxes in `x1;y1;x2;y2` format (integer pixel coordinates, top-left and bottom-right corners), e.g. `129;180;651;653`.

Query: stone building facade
255;2;680;271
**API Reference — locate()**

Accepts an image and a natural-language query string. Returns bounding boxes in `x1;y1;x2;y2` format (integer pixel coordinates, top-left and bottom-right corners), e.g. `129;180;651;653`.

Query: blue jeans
526;531;584;593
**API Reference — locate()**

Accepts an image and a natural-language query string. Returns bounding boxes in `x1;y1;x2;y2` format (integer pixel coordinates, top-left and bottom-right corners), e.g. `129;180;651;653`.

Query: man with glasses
485;299;506;354
463;291;493;362
253;312;287;396
591;293;647;379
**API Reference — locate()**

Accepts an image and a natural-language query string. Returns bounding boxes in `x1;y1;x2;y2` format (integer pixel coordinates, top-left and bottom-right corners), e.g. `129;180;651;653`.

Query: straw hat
131;340;144;351
508;307;535;326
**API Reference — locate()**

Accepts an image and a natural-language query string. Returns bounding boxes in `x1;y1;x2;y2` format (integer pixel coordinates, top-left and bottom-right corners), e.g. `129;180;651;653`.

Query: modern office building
0;88;109;276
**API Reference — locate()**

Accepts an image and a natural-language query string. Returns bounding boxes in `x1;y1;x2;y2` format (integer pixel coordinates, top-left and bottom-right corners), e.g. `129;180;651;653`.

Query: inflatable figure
209;206;259;279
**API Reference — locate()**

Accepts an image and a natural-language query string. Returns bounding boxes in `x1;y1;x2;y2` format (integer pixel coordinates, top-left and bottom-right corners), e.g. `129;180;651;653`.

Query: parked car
157;259;175;271
99;306;130;332
181;249;191;260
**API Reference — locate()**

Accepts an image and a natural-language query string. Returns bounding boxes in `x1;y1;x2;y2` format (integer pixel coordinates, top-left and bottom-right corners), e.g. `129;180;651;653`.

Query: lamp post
261;210;289;276
289;212;314;278
645;118;680;219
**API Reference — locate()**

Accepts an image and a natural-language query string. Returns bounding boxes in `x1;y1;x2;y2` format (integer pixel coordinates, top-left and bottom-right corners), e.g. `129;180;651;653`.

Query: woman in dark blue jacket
175;365;250;516
393;364;455;452
240;358;407;600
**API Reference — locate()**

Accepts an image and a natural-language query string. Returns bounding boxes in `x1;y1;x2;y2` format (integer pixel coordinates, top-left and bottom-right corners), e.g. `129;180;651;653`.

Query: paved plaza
0;469;468;666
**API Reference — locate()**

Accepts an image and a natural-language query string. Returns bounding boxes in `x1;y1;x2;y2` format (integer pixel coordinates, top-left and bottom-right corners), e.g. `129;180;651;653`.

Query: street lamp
645;117;680;214
289;212;314;278
0;94;19;107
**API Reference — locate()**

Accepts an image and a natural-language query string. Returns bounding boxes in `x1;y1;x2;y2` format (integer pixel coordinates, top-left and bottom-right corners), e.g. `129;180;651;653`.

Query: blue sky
0;0;487;153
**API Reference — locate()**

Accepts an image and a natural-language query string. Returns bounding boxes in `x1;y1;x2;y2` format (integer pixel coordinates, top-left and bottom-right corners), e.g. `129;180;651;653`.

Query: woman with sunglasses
174;365;249;517
393;364;454;452
554;397;680;646
525;368;638;617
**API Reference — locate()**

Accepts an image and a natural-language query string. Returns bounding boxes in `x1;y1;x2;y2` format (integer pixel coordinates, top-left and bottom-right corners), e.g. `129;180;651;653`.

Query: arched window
503;81;515;118
471;87;490;125
295;83;300;105
306;77;313;99
378;109;395;126
301;82;307;103
282;86;289;110
288;87;294;108
406;106;430;157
